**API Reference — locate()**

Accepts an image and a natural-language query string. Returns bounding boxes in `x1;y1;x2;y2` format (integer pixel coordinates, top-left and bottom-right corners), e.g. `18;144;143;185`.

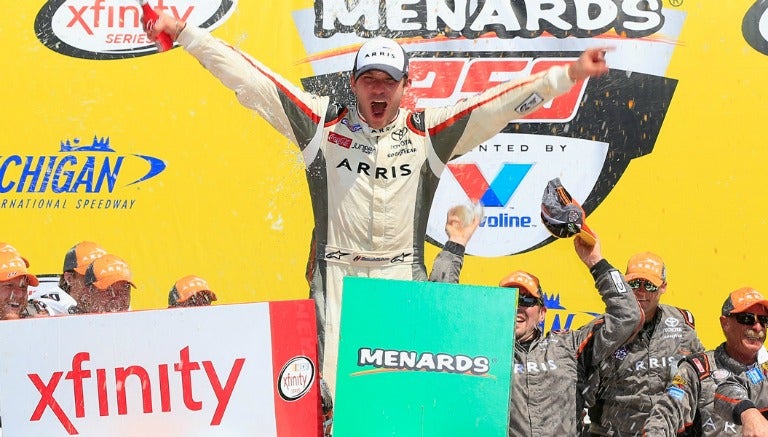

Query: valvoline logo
429;135;610;256
0;136;166;210
448;163;531;208
34;0;237;59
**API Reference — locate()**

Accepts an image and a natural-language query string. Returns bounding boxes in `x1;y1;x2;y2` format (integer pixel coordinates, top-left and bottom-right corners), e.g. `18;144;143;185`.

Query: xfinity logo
29;346;245;434
34;0;237;59
277;356;315;401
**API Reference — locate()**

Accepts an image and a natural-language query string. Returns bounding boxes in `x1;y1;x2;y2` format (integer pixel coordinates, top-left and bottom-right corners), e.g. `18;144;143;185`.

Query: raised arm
574;233;643;363
425;47;613;162
144;11;330;152
428;206;481;283
567;47;611;82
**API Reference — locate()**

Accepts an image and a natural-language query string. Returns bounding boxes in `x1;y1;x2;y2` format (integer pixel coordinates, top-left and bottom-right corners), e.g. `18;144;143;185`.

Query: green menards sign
334;277;517;436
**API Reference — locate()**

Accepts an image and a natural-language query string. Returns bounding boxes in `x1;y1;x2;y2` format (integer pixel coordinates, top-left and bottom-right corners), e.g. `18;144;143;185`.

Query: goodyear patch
667;386;685;401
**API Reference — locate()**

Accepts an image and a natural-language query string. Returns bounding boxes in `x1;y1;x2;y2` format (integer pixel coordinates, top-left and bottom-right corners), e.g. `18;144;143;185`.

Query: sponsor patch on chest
328;132;352;148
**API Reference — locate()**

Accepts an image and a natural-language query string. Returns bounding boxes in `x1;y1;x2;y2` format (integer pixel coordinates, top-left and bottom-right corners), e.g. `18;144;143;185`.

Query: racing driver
145;12;611;394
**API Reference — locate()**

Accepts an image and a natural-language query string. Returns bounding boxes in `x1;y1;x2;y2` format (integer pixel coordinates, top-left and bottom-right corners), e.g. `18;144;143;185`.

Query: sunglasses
728;312;768;327
628;279;661;292
519;295;543;308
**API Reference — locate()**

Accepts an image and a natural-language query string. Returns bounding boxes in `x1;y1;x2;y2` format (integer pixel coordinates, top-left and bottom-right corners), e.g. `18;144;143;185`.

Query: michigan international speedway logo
0;136;166;210
297;0;684;256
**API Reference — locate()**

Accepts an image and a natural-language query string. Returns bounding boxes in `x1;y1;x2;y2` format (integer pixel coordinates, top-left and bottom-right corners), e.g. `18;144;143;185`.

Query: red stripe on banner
269;300;321;437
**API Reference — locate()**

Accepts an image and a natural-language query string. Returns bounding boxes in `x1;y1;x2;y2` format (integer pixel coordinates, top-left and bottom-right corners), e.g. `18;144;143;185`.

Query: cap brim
4;271;39;287
624;272;664;287
26;273;39;287
506;282;541;298
578;222;596;246
730;299;768;314
92;279;136;290
354;64;405;81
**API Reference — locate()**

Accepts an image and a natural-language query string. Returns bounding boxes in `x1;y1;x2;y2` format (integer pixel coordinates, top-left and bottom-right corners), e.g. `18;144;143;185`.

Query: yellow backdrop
3;1;766;349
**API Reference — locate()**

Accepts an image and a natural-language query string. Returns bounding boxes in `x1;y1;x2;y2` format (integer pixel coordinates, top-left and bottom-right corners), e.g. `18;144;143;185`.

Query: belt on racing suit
319;244;418;267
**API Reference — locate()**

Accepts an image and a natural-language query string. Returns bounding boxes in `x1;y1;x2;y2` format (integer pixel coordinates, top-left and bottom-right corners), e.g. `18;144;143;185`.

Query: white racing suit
178;26;578;393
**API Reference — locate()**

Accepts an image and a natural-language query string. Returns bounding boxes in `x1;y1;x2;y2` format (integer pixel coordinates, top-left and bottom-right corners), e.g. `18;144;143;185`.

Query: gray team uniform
584;304;705;436
713;359;768;427
428;241;465;283
431;253;642;436
643;344;746;436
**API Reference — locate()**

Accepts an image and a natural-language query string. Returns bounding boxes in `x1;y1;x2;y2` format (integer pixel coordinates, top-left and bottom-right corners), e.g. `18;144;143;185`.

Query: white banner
0;301;319;436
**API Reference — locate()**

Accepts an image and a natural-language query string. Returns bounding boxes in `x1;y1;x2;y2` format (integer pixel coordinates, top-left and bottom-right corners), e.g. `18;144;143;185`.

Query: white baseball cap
353;37;409;81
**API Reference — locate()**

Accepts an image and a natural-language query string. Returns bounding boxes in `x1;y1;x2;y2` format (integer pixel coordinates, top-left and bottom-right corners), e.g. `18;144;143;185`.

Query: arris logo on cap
353;37;409;81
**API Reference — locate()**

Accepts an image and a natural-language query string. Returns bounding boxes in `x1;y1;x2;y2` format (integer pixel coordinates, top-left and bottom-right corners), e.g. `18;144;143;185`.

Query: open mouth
371;101;387;117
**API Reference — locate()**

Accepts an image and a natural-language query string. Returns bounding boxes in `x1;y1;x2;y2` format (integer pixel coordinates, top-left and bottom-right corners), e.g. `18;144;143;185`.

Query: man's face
515;293;546;342
629;278;666;322
350;70;408;129
176;291;214;308
64;271;89;305
81;281;131;313
721;304;768;362
0;276;28;320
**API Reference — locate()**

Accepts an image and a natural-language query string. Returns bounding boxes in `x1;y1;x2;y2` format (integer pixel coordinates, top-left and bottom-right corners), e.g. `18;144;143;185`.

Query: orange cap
722;287;768;315
0;242;29;267
0;251;38;286
84;254;136;290
499;270;542;298
625;252;666;287
169;275;217;306
63;241;108;274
